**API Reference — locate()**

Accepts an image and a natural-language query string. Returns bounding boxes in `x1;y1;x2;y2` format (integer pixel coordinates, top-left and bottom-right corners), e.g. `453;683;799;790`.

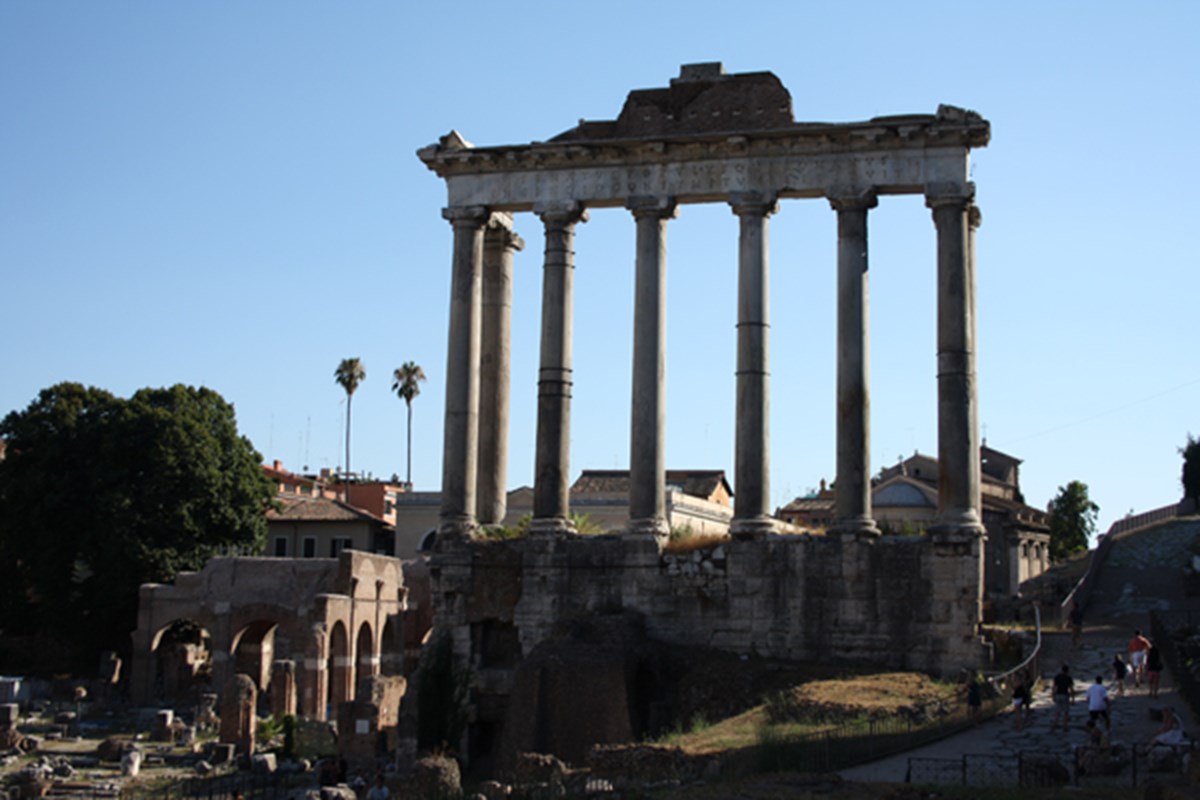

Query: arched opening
327;620;351;715
380;616;403;676
231;620;278;696
150;619;212;707
419;529;437;552
355;621;375;695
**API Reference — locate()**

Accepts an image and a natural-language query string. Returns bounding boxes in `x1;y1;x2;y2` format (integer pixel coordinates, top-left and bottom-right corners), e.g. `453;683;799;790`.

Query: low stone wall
435;532;987;677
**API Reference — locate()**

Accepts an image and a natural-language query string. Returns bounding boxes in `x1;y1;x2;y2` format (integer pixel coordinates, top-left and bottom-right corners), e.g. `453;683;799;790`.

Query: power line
1009;376;1200;445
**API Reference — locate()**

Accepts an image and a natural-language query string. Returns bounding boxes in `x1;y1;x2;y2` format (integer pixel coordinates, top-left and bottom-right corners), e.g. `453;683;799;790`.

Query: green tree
334;358;365;480
1181;433;1200;502
1047;480;1099;562
391;361;426;487
0;383;273;671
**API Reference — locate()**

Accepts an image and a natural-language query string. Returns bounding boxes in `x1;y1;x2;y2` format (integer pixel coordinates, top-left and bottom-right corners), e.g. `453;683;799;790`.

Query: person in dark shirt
1068;602;1084;647
1051;664;1075;731
1146;644;1164;698
1112;652;1128;697
966;673;983;725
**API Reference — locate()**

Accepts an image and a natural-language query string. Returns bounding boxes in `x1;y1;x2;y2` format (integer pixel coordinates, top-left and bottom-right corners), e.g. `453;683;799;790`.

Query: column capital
968;204;983;230
924;182;975;210
728;191;778;218
442;205;490;226
827;187;878;212
626;195;679;220
486;212;525;251
534;200;588;226
486;211;515;231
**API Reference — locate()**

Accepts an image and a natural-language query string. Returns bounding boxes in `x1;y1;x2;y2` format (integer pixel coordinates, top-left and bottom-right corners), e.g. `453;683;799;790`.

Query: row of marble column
439;186;984;541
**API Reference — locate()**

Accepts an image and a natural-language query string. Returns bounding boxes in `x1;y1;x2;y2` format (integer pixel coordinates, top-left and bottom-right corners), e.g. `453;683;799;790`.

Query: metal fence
119;771;310;800
907;742;1196;789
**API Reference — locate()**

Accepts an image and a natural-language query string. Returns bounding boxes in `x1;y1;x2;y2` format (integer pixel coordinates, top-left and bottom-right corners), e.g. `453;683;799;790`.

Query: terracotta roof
571;469;732;500
779;497;834;513
267;495;389;525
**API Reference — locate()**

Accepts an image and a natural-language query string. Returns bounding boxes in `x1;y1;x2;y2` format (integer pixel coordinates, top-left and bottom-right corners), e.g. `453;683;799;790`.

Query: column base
731;516;776;540
626;516;669;538
829;516;880;538
528;516;576;537
929;509;986;542
437;516;477;544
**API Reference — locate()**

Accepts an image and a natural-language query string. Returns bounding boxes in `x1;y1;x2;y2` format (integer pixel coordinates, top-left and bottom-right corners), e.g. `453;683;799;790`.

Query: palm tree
392;361;426;487
334;358;365;483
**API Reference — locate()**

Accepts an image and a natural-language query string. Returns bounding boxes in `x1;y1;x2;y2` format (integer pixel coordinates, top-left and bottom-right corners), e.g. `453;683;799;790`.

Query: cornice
418;107;989;179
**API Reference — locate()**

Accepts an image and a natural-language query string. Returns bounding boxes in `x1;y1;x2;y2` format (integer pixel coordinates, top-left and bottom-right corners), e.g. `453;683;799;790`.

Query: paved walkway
841;516;1200;783
840;630;1194;782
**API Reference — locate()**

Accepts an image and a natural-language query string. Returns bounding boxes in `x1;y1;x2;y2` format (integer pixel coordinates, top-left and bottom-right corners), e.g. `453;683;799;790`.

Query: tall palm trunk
406;401;413;487
345;393;353;485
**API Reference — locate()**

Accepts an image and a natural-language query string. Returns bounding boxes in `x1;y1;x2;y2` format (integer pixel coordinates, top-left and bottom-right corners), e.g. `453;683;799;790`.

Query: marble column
729;193;777;538
477;217;523;526
439;206;488;540
829;189;880;537
926;184;984;538
530;202;587;535
627;197;677;537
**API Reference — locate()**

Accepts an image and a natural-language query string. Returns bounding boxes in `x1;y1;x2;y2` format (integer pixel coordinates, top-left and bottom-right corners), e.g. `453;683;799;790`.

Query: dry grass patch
771;672;955;723
660;671;958;755
662;532;729;554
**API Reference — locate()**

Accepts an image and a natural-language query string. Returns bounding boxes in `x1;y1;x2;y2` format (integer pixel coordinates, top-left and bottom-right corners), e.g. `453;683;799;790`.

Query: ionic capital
728;191;778;218
968;204;983;230
442;205;490;228
486;211;515;232
827;187;878;213
924;182;975;211
626;195;679;220
534;200;588;228
485;216;525;252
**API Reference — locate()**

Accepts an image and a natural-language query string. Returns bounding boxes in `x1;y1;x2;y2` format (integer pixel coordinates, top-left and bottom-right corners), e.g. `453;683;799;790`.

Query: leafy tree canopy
1182;433;1200;502
1047;480;1099;562
0;382;273;672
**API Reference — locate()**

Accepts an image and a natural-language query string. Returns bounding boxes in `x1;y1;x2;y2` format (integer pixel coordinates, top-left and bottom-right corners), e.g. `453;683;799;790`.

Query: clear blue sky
3;2;1197;535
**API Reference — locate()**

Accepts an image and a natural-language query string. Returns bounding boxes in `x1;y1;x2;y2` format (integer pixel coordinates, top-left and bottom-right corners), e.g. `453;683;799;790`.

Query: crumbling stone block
218;675;256;757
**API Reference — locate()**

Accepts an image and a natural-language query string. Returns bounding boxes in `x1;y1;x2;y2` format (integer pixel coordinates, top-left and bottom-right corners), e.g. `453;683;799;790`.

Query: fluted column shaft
927;185;984;538
730;194;777;538
830;190;880;537
477;218;523;526
627;198;677;536
439;206;488;539
530;202;587;535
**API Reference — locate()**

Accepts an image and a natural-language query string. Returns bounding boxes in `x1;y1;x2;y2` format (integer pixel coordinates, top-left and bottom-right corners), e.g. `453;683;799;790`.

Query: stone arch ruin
131;551;412;720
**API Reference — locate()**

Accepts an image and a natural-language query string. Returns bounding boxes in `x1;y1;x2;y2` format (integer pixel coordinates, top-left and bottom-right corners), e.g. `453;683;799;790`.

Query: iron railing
907;742;1196;788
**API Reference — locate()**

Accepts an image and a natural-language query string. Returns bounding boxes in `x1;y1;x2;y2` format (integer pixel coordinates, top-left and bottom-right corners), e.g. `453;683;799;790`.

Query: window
302;537;316;558
273;537;288;557
330;538;353;557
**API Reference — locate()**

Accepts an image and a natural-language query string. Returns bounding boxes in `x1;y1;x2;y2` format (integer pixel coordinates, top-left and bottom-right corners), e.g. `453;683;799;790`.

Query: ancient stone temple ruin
417;64;993;766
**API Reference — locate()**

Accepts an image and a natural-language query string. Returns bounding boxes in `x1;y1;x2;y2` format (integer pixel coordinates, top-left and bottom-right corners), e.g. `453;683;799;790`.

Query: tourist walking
1050;664;1075;731
966;673;982;725
1012;675;1032;731
1111;652;1128;697
1146;643;1164;698
1068;601;1084;647
1086;674;1111;732
1128;629;1152;688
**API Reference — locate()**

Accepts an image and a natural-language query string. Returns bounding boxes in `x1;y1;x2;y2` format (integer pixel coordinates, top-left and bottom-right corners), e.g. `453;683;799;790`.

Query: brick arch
327;619;351;713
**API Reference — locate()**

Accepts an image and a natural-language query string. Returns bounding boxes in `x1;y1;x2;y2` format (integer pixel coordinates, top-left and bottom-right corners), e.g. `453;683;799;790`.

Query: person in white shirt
1086;674;1110;731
